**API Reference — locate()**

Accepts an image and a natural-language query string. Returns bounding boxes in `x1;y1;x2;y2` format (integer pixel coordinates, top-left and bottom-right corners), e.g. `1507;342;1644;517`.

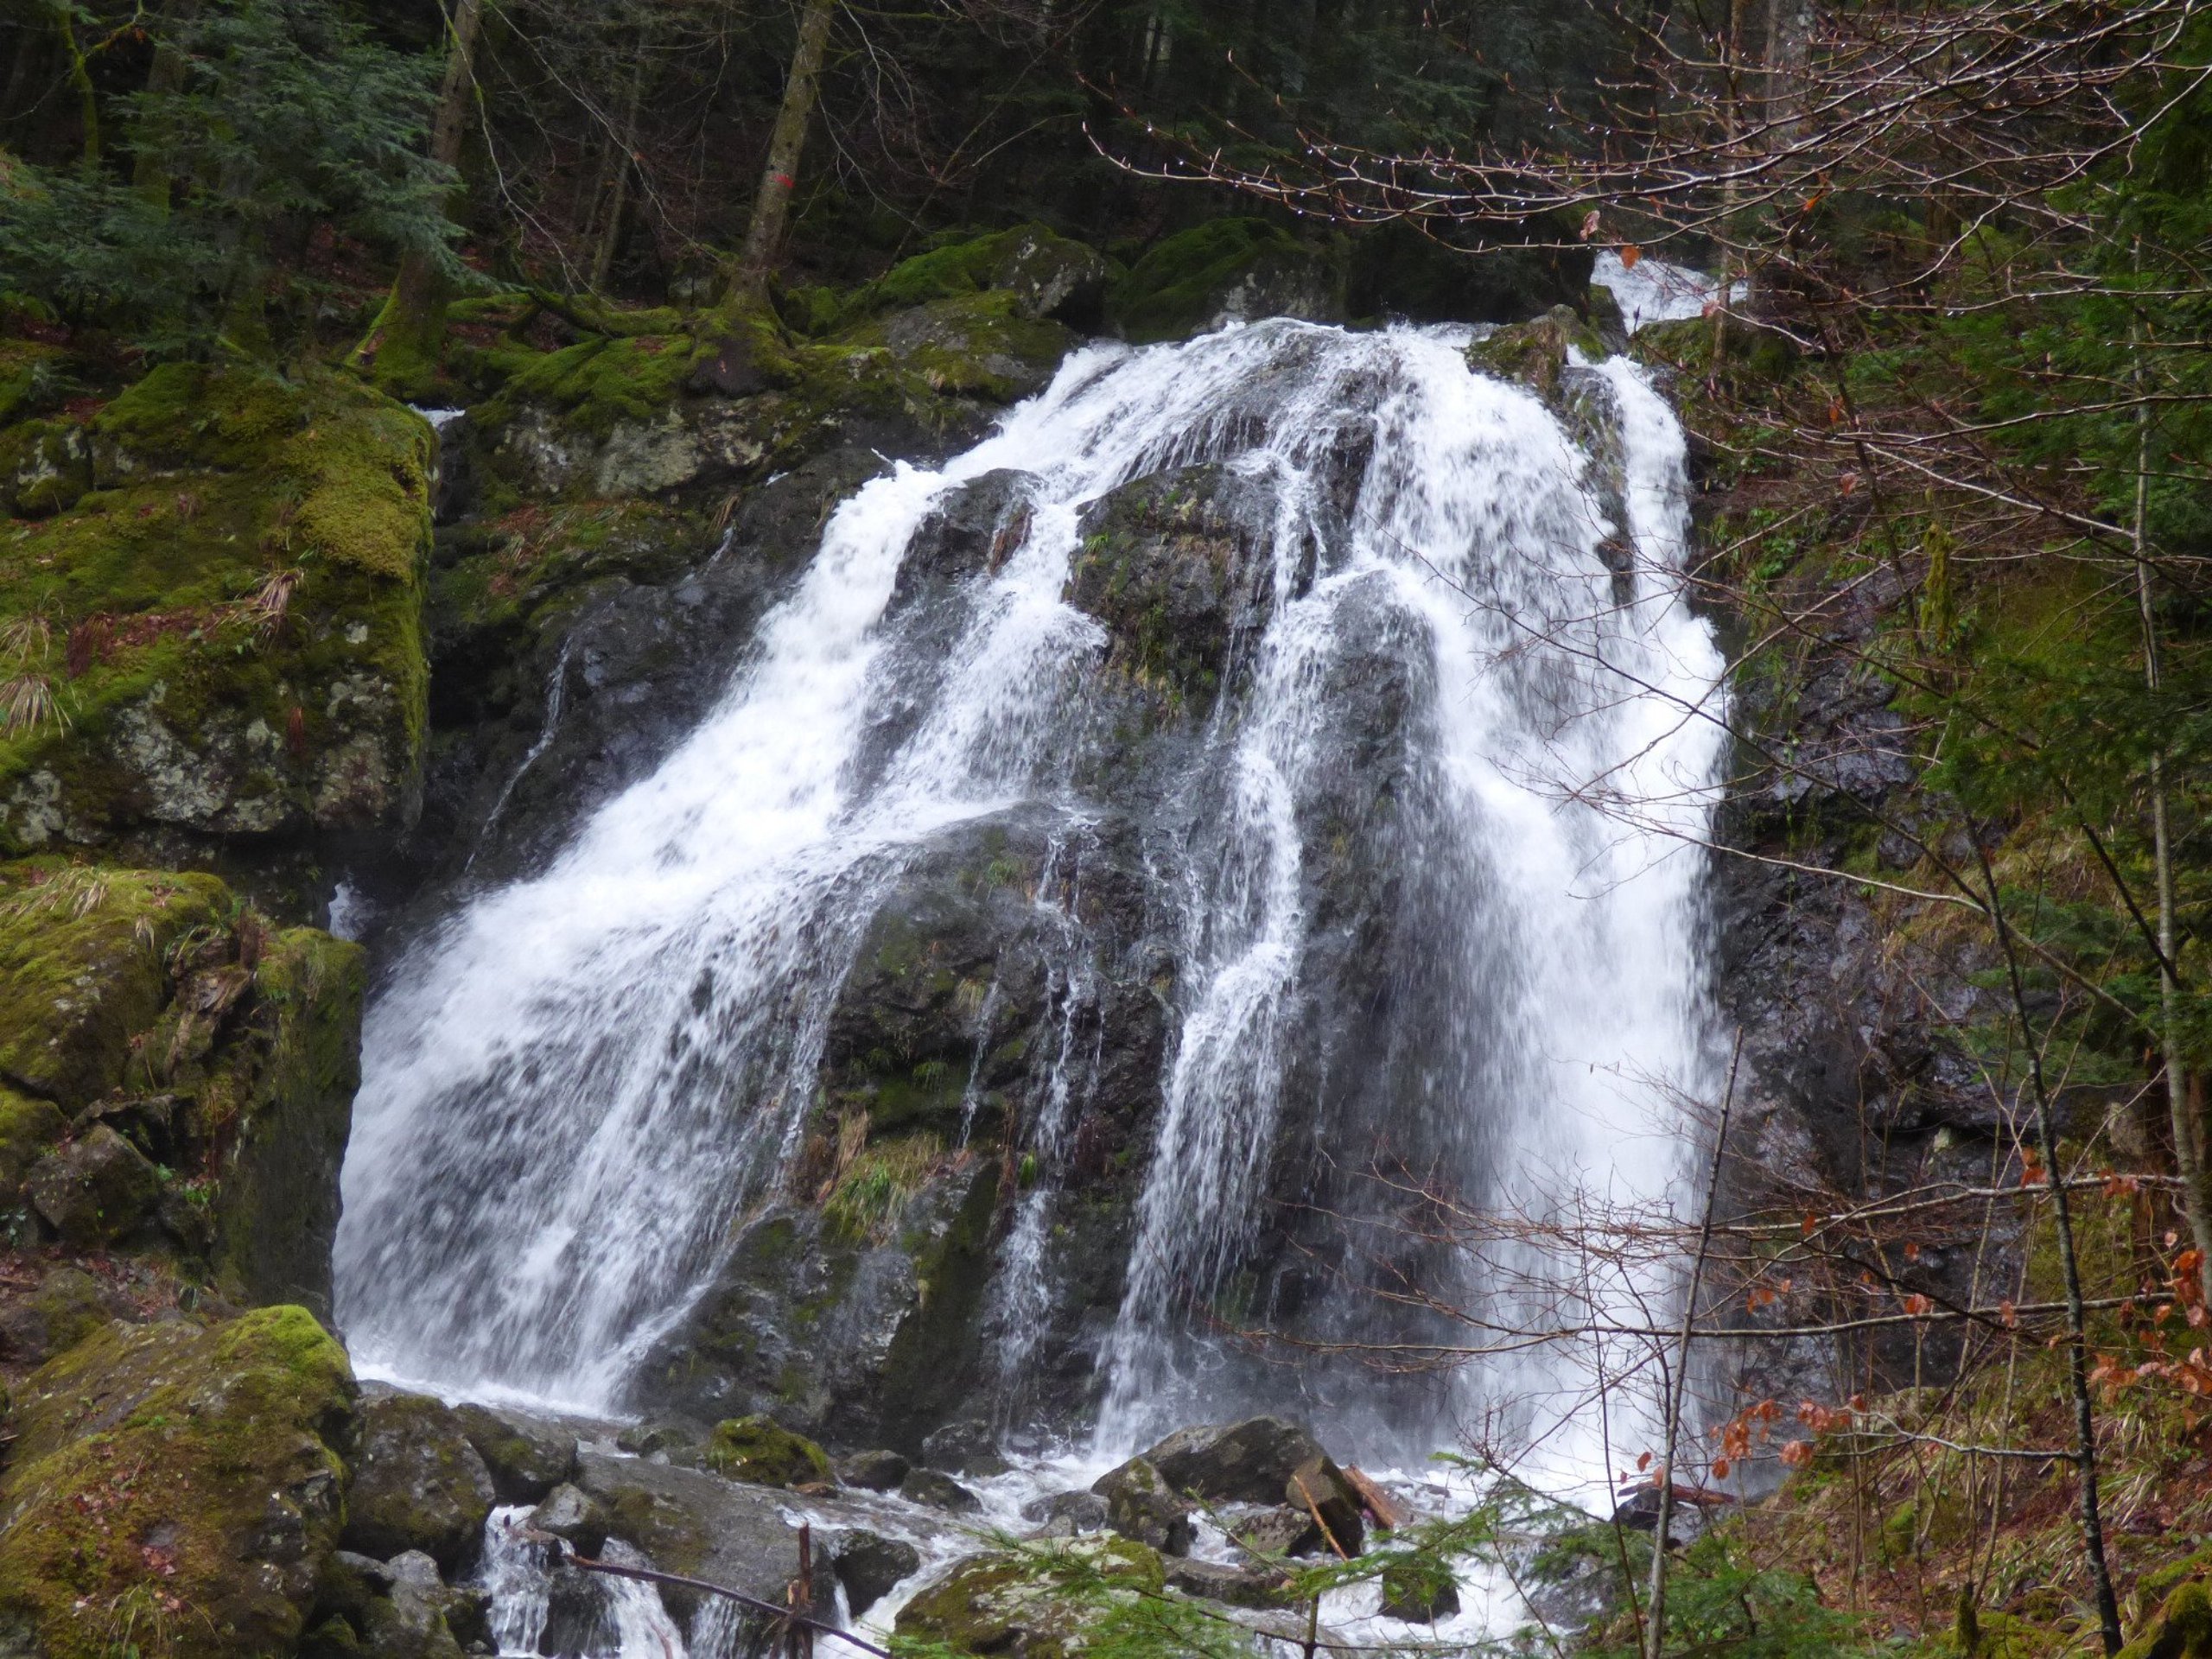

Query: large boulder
24;1123;161;1245
1091;1456;1195;1556
700;1414;833;1488
0;867;229;1109
847;225;1113;329
1141;1416;1331;1505
1110;219;1344;342
571;1451;855;1624
341;1391;497;1575
0;364;434;855
896;1535;1166;1659
451;1402;579;1505
0;1306;358;1659
0;863;363;1313
1066;464;1272;718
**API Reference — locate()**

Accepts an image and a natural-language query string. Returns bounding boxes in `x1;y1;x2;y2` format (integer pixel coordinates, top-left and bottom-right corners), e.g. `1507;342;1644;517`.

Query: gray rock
922;1417;1008;1478
1234;1504;1322;1559
1143;1417;1330;1505
1090;1456;1194;1556
528;1483;608;1555
572;1450;856;1623
1020;1490;1109;1535
901;1467;982;1513
1283;1455;1365;1557
25;1125;161;1246
342;1392;499;1574
835;1448;911;1492
452;1402;579;1504
1166;1556;1295;1610
833;1529;924;1617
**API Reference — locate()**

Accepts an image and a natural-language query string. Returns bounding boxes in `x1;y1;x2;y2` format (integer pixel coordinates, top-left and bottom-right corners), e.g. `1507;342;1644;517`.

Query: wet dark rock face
1707;561;2037;1403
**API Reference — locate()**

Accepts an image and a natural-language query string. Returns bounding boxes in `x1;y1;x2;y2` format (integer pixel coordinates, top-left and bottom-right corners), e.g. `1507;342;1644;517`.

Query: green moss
1109;219;1313;344
0;363;432;851
701;1414;834;1488
1466;306;1606;396
2120;1583;2212;1659
497;334;703;438
0;864;229;1108
0;1083;67;1192
0;340;69;427
0;1305;356;1659
206;926;365;1313
896;1535;1166;1659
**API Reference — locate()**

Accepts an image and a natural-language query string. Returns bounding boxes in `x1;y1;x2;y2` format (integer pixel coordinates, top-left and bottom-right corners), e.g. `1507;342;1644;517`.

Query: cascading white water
336;321;1727;1501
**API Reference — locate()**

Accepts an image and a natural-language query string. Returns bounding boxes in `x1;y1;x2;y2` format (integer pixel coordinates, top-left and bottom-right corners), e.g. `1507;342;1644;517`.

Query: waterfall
335;321;1727;1488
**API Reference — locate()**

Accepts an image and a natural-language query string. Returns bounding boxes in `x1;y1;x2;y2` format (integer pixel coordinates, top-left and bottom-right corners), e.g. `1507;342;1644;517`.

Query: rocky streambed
322;1392;1546;1658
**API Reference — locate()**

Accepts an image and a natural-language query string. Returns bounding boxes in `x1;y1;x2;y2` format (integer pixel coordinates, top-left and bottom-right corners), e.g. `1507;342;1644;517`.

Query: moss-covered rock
0;363;432;853
0;1084;67;1196
701;1414;834;1488
0;1265;117;1366
24;1122;162;1245
2120;1583;2212;1659
1466;304;1608;397
895;1535;1166;1659
201;925;365;1312
848;225;1113;327
0;865;228;1108
0;860;363;1309
1066;462;1268;715
1;420;92;518
450;1402;579;1504
0;1304;356;1659
1110;219;1344;343
341;1392;498;1575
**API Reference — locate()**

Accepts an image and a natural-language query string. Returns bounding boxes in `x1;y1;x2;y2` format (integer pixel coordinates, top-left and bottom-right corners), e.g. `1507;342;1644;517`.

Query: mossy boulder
1067;462;1268;715
0;1265;118;1367
0;1085;66;1196
24;1122;161;1245
2120;1583;2212;1659
0;1305;357;1659
341;1391;498;1575
895;1535;1166;1659
200;925;365;1312
848;225;1114;327
700;1414;833;1488
0;865;228;1108
1091;1456;1194;1555
1466;304;1608;397
0;363;433;854
450;1402;579;1504
0;861;363;1310
1110;219;1344;343
1;421;92;518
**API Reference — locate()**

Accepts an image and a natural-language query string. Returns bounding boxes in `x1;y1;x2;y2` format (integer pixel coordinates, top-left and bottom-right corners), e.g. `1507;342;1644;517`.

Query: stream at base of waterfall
335;276;1730;1655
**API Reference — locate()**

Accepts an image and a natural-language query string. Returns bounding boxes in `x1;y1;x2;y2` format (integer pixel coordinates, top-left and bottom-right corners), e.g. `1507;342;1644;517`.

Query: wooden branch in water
566;1555;889;1659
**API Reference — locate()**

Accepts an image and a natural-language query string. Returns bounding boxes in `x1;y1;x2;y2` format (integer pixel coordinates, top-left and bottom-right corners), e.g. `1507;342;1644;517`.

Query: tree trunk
733;0;838;301
359;0;485;394
2130;299;2212;1309
133;3;200;207
1979;845;2126;1656
590;30;653;292
48;0;99;165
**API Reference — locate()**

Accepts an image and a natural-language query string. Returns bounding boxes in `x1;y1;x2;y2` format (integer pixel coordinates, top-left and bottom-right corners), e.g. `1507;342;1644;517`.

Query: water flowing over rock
334;320;1727;1496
